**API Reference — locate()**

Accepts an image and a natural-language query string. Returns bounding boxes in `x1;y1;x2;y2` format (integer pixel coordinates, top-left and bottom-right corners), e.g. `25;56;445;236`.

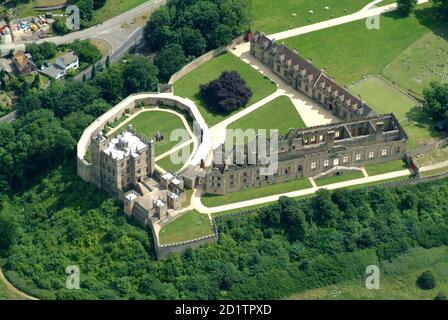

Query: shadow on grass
406;106;448;140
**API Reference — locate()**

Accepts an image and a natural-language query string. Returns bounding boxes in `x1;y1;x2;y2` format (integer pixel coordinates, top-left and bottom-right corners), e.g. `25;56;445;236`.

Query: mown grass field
282;5;445;86
288;246;448;300
315;171;365;186
201;178;312;208
115;110;188;156
159;210;213;245
350;76;439;150
228;95;306;136
364;159;408;176
156;143;193;173
174;52;277;126
383;31;448;95
90;0;148;25
252;0;374;34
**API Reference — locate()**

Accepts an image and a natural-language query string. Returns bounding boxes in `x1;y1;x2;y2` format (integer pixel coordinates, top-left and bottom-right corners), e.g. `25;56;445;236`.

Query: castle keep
203;32;409;195
88;124;186;225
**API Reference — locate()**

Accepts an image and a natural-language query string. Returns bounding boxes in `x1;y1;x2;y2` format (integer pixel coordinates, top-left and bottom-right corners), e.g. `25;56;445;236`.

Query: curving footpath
0;268;38;300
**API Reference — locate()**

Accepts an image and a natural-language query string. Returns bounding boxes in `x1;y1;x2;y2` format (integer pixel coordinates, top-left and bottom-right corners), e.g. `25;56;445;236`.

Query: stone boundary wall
168;35;246;85
77;92;211;183
34;3;67;10
152;219;219;260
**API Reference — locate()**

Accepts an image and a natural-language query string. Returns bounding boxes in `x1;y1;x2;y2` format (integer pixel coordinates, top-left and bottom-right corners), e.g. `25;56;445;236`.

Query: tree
207;24;234;49
434;292;448;300
105;55;110;69
83;99;110;117
423;82;448;130
143;7;173;52
69;40;102;65
62;111;95;140
312;189;340;228
76;0;94;22
397;0;417;16
0;212;17;256
31;74;40;89
199;71;252;113
178;28;207;57
122;56;159;94
16;93;42;116
434;0;448;11
417;270;437;290
94;64;124;102
52;17;69;35
154;44;186;83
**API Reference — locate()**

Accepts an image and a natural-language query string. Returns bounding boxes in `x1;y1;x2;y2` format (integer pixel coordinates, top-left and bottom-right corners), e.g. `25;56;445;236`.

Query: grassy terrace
174;52;277;126
156;143;193;173
365;160;408;176
90;0;149;25
252;0;373;34
202;178;312;208
159;211;213;245
288;246;448;300
350;77;437;150
228;95;306;136
282;5;445;86
315;171;365;186
114;110;188;157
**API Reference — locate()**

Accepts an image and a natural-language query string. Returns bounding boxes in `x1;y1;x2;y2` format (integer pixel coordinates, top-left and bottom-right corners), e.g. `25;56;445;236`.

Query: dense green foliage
200;71;252;113
2;169;448;299
417;270;437;290
423;82;448;130
143;0;251;82
397;0;417;16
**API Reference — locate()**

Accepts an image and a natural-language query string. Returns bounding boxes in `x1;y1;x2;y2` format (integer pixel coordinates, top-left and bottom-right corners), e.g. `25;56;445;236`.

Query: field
114;110;189;156
156;143;193;173
201;178;312;207
227;95;306;136
158;211;213;245
364;159;408;176
288;246;448;300
315;171;365;186
174;52;277;126
252;0;374;34
90;0;148;25
383;31;448;94
282;6;445;86
350;76;438;150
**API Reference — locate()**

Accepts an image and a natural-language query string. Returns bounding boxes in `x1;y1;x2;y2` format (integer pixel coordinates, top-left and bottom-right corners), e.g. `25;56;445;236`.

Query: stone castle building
88;124;185;225
203;32;409;195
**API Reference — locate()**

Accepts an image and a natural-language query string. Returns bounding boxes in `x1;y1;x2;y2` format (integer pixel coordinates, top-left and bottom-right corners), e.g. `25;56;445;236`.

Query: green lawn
202;178;312;208
349;76;439;150
228;95;306;136
365;160;408;176
90;0;149;25
114;110;189;156
420;166;448;177
383;31;448;95
174;52;277;126
282;5;445;86
0;276;25;300
315;171;365;186
350;77;418;120
156;143;193;173
288;246;448;300
252;0;374;34
159;210;213;245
